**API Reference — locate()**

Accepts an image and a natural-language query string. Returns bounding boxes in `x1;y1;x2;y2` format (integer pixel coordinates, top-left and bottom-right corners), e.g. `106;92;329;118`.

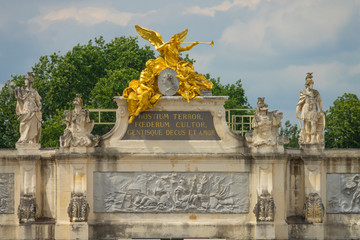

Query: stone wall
0;97;359;240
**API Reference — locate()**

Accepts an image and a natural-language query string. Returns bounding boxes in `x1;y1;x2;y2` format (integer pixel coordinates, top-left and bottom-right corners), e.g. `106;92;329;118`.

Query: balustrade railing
89;108;255;135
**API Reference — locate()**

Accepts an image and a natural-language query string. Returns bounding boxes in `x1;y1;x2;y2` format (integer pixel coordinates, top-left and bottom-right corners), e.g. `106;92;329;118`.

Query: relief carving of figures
253;192;275;222
296;73;325;145
67;192;90;222
304;192;324;223
246;97;288;150
13;72;42;144
327;174;360;213
18;194;37;223
60;94;99;147
94;172;249;213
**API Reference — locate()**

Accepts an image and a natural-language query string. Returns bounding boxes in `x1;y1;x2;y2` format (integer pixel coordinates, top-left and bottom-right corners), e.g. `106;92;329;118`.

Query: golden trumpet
182;41;214;47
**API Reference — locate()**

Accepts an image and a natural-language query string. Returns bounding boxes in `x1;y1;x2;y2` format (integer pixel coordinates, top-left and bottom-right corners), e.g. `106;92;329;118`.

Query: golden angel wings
135;25;188;49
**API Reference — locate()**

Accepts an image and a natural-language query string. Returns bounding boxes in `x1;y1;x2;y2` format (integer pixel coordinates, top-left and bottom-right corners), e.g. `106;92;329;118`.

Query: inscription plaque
122;111;220;140
0;173;14;214
327;174;360;213
94;172;249;213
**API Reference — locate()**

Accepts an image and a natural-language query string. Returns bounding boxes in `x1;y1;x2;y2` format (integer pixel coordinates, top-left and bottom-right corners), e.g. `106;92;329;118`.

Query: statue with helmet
296;73;325;145
60;94;99;148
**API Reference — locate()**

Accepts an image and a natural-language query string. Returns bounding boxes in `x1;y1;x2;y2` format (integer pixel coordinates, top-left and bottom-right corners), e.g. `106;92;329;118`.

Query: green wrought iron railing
89;108;255;135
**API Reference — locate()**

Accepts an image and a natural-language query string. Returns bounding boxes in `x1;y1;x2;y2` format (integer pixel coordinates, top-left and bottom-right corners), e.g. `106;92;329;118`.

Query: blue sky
0;0;359;124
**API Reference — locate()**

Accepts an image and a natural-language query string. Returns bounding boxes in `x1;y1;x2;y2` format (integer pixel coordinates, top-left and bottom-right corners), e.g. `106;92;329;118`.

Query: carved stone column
303;158;324;223
17;153;40;224
254;161;275;222
67;166;89;222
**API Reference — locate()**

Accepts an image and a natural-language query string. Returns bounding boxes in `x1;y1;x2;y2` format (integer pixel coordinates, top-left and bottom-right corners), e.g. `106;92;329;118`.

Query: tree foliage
325;93;360;148
208;74;250;109
1;36;155;148
280;120;300;148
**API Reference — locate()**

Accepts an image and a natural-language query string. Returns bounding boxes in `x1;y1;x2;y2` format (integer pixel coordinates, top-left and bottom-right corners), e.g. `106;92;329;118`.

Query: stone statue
60;94;99;148
13;72;42;144
296;73;325;145
123;25;213;123
246;97;288;152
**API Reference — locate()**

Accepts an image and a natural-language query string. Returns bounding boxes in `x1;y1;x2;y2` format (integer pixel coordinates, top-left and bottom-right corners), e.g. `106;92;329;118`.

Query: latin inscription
122;111;220;140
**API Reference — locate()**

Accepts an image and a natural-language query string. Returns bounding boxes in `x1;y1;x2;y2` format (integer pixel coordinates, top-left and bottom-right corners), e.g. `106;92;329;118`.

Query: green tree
0;36;250;148
1;36;155;148
280;120;300;148
325;93;360;148
208;74;250;109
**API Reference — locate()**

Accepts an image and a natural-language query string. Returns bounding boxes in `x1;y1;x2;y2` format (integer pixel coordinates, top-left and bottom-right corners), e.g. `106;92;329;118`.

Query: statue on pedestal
123;25;213;123
60;94;99;148
246;97;288;151
296;73;325;145
14;72;42;144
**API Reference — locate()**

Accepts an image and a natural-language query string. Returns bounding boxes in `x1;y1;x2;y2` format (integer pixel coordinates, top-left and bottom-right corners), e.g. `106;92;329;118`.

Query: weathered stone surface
60;94;99;148
327;174;360;213
102;96;244;153
67;192;90;222
122;111;220;140
246;97;288;153
253;193;275;222
13;72;42;145
93;172;249;213
0;173;14;214
296;73;325;146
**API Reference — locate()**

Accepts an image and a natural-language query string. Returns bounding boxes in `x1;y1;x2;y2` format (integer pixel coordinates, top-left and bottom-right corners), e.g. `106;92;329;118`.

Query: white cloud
219;1;353;55
183;0;261;17
29;7;152;31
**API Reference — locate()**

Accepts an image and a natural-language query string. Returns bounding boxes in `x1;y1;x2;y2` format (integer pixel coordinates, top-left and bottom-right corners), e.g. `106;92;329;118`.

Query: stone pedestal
255;222;275;239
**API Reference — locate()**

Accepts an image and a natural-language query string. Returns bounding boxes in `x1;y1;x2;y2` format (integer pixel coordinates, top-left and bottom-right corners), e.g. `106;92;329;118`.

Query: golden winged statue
123;25;213;123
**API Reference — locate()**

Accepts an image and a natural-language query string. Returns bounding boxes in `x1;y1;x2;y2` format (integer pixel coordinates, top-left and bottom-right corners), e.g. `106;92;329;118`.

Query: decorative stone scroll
304;192;324;223
253;193;275;222
68;192;90;222
18;194;37;223
122;111;220;140
327;174;360;213
0;173;14;214
94;172;249;213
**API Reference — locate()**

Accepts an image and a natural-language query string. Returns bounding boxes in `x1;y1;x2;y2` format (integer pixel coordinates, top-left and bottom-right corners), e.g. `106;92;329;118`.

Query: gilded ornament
123;25;213;123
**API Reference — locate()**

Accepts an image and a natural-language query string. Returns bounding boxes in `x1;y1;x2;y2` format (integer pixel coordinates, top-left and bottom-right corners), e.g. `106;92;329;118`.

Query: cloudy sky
0;0;359;124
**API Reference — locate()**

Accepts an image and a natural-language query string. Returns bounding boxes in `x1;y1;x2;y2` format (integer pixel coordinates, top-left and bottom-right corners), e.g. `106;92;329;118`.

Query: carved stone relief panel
0;173;14;214
327;174;360;213
94;172;249;213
